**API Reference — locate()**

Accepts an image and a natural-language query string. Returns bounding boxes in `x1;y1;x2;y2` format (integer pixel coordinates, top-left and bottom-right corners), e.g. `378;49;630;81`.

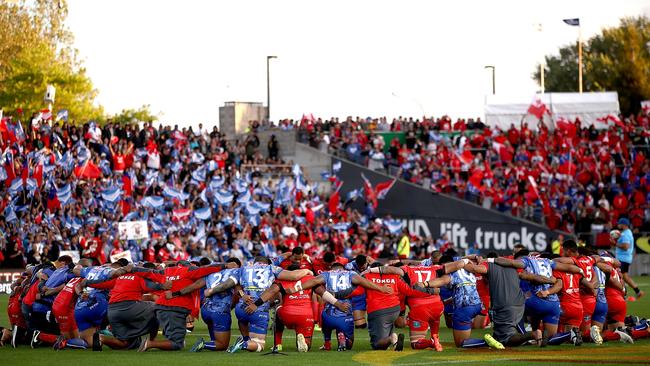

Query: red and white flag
375;178;396;200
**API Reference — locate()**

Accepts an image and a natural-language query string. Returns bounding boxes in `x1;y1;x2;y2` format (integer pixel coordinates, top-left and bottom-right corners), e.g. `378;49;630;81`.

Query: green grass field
1;277;649;366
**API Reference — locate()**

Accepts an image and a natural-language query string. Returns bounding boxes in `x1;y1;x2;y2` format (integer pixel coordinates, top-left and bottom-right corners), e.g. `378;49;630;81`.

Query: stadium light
267;56;278;122
484;65;495;95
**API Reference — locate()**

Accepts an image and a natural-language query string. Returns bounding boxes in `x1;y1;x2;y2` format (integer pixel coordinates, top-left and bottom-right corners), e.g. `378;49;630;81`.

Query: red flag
468;170;484;191
607;115;626;130
74;161;102;179
4;155;15;187
120;200;131;216
328;189;340;213
33;163;43;187
361;173;378;209
328;181;343;213
456;150;474;165
556;118;577;138
122;174;132;197
375;178;396;200
21;160;28;185
527;98;548;119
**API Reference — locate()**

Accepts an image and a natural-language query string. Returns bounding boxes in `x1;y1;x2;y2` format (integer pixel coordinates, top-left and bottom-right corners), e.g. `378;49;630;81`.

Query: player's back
204;268;239;312
522;256;558;301
448;268;481;307
321;269;355;316
572;256;596;296
53;277;83;309
279;276;314;309
553;270;580;303
403;265;441;307
238;262;282;309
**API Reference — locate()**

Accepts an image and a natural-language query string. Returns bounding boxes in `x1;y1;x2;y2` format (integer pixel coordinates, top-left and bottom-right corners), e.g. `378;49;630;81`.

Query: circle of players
1;239;649;353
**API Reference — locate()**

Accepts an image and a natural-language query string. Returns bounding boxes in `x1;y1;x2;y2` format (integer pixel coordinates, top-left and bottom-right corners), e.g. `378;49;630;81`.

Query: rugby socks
601;330;620;341
273;330;283;347
65;338;88;349
629;329;649;339
411;338;433;349
431;319;440;335
204;341;216;351
461;338;487;348
38;332;58;345
633;287;640;295
547;332;571;345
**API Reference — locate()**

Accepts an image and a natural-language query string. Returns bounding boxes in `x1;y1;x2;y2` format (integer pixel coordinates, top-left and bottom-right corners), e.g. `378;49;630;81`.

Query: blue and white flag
163;185;189;202
191;165;207;183
346;189;360;202
123;211;139;221
194;207;211;221
384;219;404;234
8;178;23;196
320;171;332;180
260;185;273;198
236;189;251;204
295;173;308;191
214;189;234;206
85;216;100;226
234;178;248;194
4;205;17;223
252;200;270;213
209;176;225;191
101;186;122;203
332;161;342;173
56;109;69;122
145;170;158;188
206;160;219;172
245;202;261;216
332;222;351;231
150;218;165;232
25;178;38;195
0;166;7;181
57;184;73;206
295;216;306;225
563;18;580;26
248;215;260;226
170;160;182;174
292;164;301;177
141;196;164;209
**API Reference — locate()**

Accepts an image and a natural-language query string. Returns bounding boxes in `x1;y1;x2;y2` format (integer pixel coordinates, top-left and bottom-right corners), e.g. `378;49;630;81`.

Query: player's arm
443;259;470;274
397;279;437;298
244;283;283;314
352;274;393;294
553;257;575;265
313;285;352;313
185;262;234;280
554;262;583;275
616;237;631;251
79;265;133;288
166;278;206;299
597;256;621;268
204;278;237;297
419;274;451;288
42;283;66;297
364;265;404;276
494;257;526;269
595;262;613;273
537;278;562;298
277;268;313;281
464;261;487;274
519;271;557;284
144;279;172;292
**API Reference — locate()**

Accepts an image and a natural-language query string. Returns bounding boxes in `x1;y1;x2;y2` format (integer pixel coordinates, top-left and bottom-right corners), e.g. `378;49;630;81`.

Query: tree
534;16;650;115
111;105;159;125
0;0;103;122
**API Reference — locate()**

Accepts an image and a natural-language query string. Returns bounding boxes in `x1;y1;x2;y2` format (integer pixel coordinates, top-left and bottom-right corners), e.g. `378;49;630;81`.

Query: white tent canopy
485;92;620;131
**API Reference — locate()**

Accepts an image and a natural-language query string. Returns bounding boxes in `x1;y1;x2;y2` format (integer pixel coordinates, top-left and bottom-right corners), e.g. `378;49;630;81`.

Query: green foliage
0;0;103;122
111;105;159;125
534;16;650;115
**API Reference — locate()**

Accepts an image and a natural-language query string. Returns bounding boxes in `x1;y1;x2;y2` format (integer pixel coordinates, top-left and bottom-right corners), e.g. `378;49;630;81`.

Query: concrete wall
219;102;267;138
255;129;296;159
290;143;331;186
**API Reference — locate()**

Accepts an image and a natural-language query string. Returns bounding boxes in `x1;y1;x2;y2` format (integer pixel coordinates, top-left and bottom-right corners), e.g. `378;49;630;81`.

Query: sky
65;0;650;127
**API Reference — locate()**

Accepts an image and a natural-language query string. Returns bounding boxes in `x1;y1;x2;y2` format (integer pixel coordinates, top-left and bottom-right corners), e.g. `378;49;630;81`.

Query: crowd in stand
0;112;433;269
297;113;650;242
